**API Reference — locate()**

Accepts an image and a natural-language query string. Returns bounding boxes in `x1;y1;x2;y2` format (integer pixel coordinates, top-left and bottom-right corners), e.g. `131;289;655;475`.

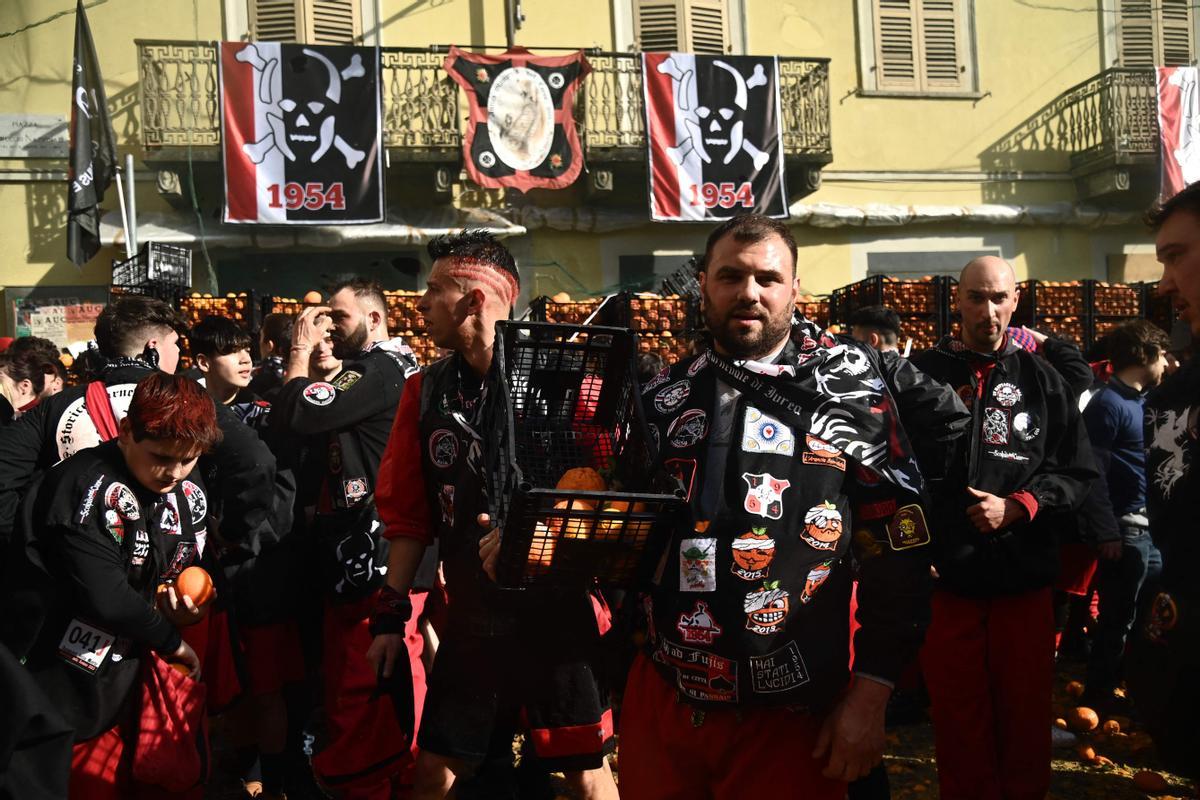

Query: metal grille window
869;0;974;94
248;0;361;44
1116;0;1194;67
633;0;730;54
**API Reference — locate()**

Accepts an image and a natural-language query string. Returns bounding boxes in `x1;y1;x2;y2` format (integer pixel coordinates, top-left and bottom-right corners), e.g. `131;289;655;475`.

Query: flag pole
114;162;133;258
123;153;138;255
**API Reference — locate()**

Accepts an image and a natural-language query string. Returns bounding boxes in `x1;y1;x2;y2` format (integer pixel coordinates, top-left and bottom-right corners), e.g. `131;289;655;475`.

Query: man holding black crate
373;231;619;799
616;214;968;799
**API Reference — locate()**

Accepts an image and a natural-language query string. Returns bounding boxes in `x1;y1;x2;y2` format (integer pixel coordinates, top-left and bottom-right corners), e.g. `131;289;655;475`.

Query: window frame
854;0;982;99
223;0;379;44
614;0;747;54
1101;0;1198;69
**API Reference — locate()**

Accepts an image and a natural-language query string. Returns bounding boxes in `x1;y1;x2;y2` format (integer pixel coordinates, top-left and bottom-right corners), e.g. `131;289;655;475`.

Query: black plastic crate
660;258;701;300
485;320;686;589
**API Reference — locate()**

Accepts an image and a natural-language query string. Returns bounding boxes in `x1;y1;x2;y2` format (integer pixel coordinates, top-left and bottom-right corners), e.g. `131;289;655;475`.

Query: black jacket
912;337;1097;596
1;441;206;739
0;362;154;546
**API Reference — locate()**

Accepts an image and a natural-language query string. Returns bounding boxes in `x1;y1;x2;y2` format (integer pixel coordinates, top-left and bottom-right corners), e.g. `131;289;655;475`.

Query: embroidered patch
77;475;105;523
668;409;708;449
163;541;197;581
985;448;1030;463
1012;411;1040;442
654;380;691;414
676;600;723;644
332;370;363;391
802;434;846;471
329;441;343;474
131;528;150;566
303;381;337;406
801;502;843;551
181;481;206;525
642;367;670;394
741;406;796;455
439;484;455;526
103;509;125;545
982;407;1010;445
343;477;369;506
428;429;459;469
155;495;181;536
679;537;717;592
743;581;789;636
748;640;811;694
1146;592;1179;643
58;618;114;674
731;527;775;581
687;352;709;376
800;560;834;604
105;482;139;521
993;382;1022;407
653;639;738;703
887;504;931;551
664;458;698;501
742;473;790;520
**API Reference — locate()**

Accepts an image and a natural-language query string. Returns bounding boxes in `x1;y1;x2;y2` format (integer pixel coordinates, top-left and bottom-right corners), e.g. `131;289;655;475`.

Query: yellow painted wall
0;0;1162;335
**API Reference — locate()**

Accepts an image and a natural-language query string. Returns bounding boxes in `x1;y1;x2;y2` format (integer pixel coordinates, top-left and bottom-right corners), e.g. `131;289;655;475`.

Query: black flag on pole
67;0;118;265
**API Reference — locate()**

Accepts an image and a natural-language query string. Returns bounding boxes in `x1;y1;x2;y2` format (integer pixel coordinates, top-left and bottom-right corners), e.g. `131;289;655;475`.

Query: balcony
136;40;831;194
981;68;1159;204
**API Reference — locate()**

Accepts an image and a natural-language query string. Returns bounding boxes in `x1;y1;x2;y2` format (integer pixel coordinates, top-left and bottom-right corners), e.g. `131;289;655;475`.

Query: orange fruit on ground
1077;744;1096;762
1053;718;1068;730
1132;770;1170;793
1066;706;1100;732
1065;680;1085;698
176;566;214;607
1102;719;1120;735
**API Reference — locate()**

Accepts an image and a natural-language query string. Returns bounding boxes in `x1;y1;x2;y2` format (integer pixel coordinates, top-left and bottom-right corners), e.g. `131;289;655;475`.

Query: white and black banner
643;53;787;221
220;41;383;224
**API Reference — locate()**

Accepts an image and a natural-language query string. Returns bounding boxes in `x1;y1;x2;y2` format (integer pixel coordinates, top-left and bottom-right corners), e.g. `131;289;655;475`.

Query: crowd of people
0;186;1199;800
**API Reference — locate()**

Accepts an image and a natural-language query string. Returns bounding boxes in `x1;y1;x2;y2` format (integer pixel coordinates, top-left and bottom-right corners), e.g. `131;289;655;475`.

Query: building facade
0;0;1186;332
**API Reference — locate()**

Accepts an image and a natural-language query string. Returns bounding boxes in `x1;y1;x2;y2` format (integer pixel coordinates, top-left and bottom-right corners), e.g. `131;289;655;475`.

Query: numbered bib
57;619;114;674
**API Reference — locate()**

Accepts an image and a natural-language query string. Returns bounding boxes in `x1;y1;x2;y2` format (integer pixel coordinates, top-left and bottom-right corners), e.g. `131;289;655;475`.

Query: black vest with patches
641;348;861;709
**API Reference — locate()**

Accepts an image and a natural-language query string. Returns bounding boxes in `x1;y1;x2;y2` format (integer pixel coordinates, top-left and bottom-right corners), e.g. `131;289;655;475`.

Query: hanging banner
220;41;383;224
643;53;788;221
444;46;589;193
68;0;118;264
1157;66;1200;201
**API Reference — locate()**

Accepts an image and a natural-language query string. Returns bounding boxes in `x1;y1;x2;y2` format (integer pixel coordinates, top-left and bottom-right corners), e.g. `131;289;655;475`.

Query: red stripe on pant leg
643;52;682;220
529;711;612;759
921;591;1003;800
221;43;259;222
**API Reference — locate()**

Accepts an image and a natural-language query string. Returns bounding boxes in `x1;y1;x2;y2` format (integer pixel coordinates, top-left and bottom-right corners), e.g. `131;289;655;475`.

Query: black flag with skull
221;42;383;224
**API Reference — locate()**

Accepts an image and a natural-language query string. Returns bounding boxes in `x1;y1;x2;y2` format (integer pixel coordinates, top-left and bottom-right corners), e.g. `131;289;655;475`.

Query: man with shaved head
912;257;1096;800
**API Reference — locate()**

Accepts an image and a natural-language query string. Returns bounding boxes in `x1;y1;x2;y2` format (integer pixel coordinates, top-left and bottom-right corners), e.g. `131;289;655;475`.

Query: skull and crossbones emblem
237;44;367;169
656;56;771;170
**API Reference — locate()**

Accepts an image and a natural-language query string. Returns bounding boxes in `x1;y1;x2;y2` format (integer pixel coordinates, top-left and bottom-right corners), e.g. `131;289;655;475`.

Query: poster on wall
444;46;590;192
642;53;788;221
5;286;108;350
220;41;383;224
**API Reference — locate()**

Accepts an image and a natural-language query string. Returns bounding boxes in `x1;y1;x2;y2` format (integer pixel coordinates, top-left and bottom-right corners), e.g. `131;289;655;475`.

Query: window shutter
249;0;302;41
874;0;918;90
1159;0;1194;67
634;0;683;51
248;0;360;43
1118;0;1157;66
920;0;963;87
306;0;361;44
686;0;729;55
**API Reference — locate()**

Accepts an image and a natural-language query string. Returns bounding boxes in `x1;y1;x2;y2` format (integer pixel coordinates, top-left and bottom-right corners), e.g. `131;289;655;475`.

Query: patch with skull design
643;52;787;221
743;581;789;636
800;501;843;552
220;42;383;224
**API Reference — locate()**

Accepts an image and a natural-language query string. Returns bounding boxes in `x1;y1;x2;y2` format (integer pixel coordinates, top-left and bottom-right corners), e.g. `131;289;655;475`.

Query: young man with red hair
1;373;222;799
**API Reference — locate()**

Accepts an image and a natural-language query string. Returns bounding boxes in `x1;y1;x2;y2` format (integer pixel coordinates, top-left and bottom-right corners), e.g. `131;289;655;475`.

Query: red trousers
921;588;1054;800
312;590;427;800
618;654;844;800
70;724;204;800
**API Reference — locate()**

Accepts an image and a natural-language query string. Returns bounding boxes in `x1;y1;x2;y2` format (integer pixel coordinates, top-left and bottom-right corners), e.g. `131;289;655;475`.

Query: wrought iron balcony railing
983;68;1158;175
136;40;832;163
